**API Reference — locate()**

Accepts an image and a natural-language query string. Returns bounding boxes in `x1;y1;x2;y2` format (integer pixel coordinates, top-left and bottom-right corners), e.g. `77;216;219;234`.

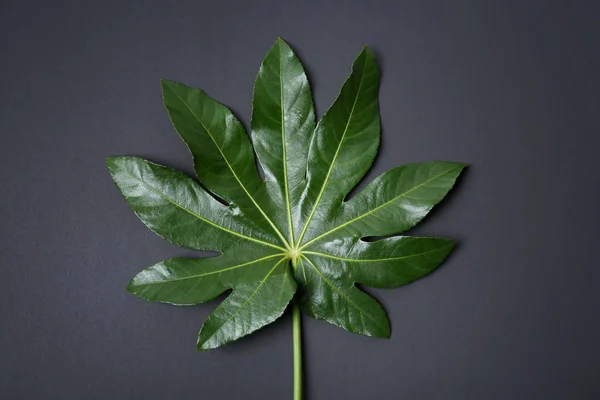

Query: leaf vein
199;257;288;345
166;85;290;249
296;53;370;245
133;254;285;286
301;255;387;333
302;245;454;263
121;166;285;251
300;166;462;249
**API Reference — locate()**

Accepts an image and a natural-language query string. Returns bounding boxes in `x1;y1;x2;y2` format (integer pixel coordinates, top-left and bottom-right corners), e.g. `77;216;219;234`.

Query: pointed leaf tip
452;162;470;174
105;156;124;174
106;156;141;175
160;79;184;93
125;279;135;294
197;340;212;351
160;78;174;89
361;44;374;56
273;36;291;51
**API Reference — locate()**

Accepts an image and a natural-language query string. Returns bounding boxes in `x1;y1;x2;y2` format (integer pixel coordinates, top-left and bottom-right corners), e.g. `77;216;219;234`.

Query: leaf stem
292;300;302;400
291;257;303;400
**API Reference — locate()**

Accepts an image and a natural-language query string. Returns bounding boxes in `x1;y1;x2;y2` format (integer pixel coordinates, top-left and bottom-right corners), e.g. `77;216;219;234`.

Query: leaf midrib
278;40;295;247
200;257;288;347
300;165;463;249
132;254;284;286
165;84;290;249
296;51;369;246
302;243;454;263
302;255;388;334
122;166;285;252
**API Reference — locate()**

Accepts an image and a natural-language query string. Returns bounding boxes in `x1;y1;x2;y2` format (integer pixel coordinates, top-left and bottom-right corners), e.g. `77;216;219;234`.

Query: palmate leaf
107;38;467;351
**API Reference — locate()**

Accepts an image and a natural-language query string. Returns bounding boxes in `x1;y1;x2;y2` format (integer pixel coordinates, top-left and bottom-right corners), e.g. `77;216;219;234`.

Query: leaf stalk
291;258;303;400
292;301;302;400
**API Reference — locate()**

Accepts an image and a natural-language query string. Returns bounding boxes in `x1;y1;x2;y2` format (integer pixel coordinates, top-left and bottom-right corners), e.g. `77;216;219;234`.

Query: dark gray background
1;0;599;399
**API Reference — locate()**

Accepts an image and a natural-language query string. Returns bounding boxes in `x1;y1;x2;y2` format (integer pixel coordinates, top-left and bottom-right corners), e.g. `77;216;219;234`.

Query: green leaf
160;79;289;247
251;37;315;245
106;156;283;252
127;253;295;350
107;38;468;350
296;237;456;337
296;46;381;245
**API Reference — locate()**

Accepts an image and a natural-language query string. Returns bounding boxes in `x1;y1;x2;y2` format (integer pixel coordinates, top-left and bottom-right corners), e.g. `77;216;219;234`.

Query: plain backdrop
1;1;599;399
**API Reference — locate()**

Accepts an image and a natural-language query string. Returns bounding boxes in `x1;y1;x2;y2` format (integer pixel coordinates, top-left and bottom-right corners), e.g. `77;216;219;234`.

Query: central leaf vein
122;167;285;252
278;39;295;247
302;255;388;332
167;86;291;249
135;254;285;286
200;257;288;344
300;166;462;249
296;52;369;246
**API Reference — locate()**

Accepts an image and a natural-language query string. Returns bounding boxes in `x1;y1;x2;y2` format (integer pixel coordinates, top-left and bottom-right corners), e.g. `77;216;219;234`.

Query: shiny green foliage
107;38;467;350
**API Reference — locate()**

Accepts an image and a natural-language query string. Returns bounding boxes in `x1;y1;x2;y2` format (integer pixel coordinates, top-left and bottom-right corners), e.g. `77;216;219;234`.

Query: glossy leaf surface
108;38;468;350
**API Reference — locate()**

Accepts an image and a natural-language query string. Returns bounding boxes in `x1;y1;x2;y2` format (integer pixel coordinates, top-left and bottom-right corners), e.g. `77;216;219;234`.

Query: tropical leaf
107;37;467;352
